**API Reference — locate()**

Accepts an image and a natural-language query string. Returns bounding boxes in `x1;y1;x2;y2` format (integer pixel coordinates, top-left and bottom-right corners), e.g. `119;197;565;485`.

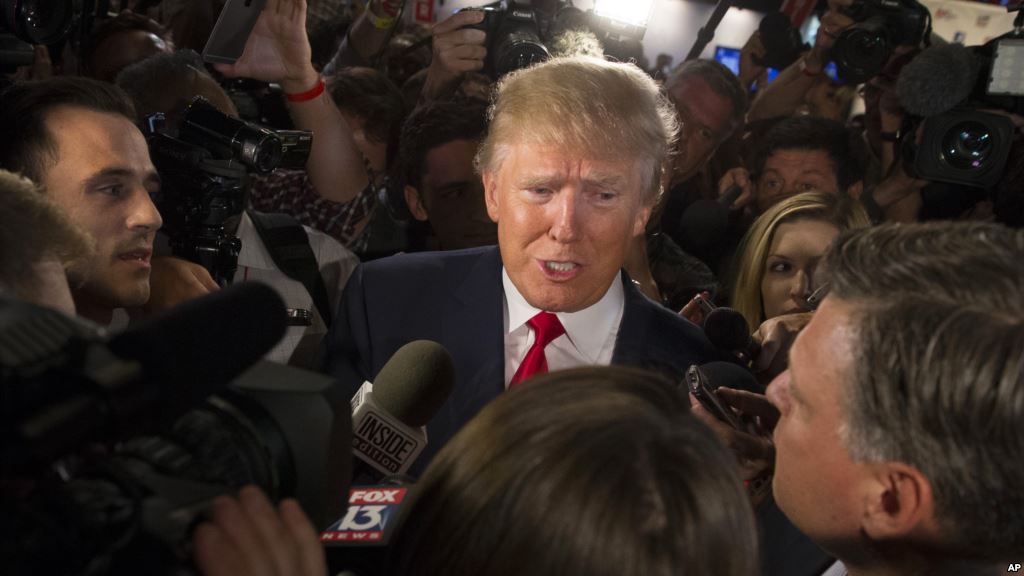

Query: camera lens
11;0;73;45
941;121;993;170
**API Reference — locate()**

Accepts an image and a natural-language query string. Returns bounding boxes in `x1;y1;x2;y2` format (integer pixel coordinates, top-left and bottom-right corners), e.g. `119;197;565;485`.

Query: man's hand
690;388;777;481
143;256;218;314
422;10;487;101
212;0;319;95
679;291;711;325
193;486;327;576
12;45;53;81
807;0;855;72
718;166;754;210
751;312;813;384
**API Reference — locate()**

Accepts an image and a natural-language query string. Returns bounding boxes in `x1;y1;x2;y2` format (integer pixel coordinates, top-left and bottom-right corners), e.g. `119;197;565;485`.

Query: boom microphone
350;340;455;483
108;281;287;395
897;43;980;117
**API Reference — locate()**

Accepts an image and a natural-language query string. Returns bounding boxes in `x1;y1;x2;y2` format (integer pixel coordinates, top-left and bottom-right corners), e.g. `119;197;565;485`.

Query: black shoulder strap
246;210;332;328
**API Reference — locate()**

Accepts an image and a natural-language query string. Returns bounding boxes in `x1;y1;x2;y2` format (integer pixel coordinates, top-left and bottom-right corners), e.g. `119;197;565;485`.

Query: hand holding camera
422;10;488;102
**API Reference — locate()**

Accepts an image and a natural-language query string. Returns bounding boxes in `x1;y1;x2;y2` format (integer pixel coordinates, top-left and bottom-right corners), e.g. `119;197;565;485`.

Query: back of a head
752;115;865;192
115;49;229;124
475;56;679;204
822;222;1024;559
327;66;406;163
0;170;92;307
0;77;136;184
389;366;758;576
731;191;870;328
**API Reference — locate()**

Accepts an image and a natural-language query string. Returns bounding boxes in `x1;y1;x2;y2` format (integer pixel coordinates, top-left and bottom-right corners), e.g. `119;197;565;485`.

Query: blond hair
475;56;679;205
730;191;869;329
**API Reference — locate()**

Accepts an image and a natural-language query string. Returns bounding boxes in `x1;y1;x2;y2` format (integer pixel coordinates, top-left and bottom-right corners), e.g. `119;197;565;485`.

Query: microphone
350;340;455;483
4;282;288;465
107;281;288;419
897;43;980;117
699;360;764;394
674;187;740;256
703;307;761;361
757;12;808;70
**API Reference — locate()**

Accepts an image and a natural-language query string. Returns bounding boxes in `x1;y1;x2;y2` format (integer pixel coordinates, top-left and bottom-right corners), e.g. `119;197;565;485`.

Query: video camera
0;0;110;71
0;284;350;575
832;0;931;84
144;96;312;286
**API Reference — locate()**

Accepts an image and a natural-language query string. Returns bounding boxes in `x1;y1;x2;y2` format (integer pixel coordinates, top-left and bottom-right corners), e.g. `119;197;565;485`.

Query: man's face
766;297;868;554
413;138;497;250
755;149;841;214
667;75;735;181
41;106;162;315
484;142;651;312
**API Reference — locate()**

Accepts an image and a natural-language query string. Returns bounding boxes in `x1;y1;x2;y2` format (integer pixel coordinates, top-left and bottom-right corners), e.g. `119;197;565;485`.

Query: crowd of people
1;0;1022;575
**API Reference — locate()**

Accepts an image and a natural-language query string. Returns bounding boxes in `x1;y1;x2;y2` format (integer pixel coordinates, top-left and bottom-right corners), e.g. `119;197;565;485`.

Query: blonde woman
731;191;870;330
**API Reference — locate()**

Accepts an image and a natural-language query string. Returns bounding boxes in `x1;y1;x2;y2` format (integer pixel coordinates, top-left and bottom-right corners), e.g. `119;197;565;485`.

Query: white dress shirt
235;212;358;367
502;268;624;387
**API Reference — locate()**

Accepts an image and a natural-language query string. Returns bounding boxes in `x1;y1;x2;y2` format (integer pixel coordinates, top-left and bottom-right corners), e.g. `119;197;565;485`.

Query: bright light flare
593;0;656;28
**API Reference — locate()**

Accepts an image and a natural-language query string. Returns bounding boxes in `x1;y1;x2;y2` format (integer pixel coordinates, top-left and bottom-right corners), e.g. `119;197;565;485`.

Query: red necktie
510;312;566;388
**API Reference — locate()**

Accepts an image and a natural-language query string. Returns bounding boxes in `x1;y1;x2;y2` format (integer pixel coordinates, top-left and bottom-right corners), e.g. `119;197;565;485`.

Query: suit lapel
443;246;506;421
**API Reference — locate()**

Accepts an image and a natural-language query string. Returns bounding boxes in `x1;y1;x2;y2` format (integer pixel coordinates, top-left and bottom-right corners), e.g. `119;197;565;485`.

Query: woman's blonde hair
475;56;679;205
730;191;870;329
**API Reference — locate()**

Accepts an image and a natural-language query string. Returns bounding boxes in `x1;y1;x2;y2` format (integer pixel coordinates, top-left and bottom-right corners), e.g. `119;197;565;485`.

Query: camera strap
246;210;333;329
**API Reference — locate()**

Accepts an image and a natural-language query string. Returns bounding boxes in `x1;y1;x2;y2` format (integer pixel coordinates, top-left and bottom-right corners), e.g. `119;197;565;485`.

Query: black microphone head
897;44;979;117
759;12;806;70
699;361;763;394
703;307;751;352
107;281;288;415
677;198;730;253
373;340;455;428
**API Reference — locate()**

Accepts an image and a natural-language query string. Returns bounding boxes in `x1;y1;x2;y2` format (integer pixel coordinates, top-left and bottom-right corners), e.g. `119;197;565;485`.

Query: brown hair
822;222;1024;559
388;366;759;576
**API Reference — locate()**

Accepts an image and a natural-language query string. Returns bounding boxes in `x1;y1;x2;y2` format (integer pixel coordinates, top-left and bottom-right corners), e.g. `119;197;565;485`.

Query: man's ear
404;185;430;222
483;171;500;223
861;462;935;542
847;180;864;200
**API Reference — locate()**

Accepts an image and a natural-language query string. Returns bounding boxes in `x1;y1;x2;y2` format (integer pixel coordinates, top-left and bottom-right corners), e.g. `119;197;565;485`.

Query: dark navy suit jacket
322;246;718;475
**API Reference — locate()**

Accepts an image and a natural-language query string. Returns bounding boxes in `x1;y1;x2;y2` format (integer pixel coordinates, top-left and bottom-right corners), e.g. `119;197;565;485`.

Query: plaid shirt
250;169;375;250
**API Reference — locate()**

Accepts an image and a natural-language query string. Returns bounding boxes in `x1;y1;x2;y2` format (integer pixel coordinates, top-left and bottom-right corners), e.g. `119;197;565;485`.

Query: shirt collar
502;268;624;363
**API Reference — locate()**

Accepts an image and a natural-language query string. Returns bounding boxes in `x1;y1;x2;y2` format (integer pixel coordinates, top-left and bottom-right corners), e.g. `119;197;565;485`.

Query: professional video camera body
895;9;1024;226
0;285;350;576
831;0;931;84
144;97;312;286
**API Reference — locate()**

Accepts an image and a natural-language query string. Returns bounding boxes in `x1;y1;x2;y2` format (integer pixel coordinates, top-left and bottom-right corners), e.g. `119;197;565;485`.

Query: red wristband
285;77;326;103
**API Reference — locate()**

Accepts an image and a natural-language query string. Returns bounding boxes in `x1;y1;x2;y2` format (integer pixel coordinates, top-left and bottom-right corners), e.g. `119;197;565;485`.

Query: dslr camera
461;0;550;79
831;0;930;84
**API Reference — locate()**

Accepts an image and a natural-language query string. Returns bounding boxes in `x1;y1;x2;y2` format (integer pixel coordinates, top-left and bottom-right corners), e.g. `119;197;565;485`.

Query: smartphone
202;0;268;65
686;364;743;430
